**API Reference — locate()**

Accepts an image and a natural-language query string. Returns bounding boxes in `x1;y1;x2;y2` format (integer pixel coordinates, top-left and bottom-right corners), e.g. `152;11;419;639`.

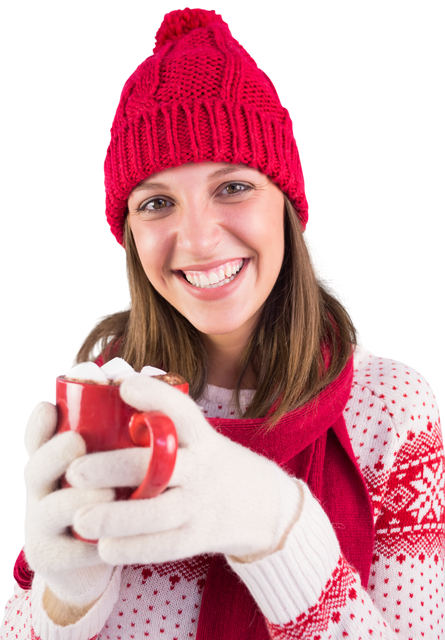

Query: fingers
31;487;115;535
98;528;198;566
67;448;151;489
168;448;192;487
25;431;86;499
120;375;182;413
25;402;58;456
67;447;192;489
120;375;204;445
73;487;188;540
25;532;104;574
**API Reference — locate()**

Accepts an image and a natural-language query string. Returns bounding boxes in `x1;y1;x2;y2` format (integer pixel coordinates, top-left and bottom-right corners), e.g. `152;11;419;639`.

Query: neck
201;331;256;390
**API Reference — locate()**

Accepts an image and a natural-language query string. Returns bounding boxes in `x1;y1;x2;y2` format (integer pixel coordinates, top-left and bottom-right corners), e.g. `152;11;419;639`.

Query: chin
190;316;250;337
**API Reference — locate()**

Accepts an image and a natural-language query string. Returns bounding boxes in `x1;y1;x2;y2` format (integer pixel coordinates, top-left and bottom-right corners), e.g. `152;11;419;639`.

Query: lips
176;256;246;273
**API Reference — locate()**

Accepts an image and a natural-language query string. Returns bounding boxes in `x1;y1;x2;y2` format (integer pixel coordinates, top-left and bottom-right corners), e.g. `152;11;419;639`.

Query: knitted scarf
196;356;374;639
14;357;374;639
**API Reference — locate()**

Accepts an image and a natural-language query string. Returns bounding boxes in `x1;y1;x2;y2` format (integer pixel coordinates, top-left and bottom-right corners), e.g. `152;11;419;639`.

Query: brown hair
77;197;356;425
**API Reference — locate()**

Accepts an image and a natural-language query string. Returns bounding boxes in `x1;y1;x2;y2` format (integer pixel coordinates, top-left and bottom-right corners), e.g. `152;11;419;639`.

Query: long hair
77;197;356;425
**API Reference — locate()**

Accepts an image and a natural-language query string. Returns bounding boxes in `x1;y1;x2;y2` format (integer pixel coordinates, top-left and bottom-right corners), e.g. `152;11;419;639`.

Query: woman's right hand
24;402;115;625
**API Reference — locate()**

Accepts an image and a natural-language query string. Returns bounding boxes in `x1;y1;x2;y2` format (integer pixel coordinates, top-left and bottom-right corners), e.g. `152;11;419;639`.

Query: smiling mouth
181;259;247;289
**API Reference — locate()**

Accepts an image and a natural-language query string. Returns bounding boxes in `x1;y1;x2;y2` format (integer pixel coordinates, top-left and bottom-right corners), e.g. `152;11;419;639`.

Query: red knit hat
104;8;308;244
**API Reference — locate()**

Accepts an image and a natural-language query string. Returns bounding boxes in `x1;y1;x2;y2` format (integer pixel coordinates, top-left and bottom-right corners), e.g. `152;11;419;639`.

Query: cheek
130;222;169;281
252;211;285;275
133;235;154;274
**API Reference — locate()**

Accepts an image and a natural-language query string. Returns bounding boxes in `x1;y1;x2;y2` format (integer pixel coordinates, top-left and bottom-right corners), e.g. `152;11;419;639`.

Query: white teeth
184;259;244;289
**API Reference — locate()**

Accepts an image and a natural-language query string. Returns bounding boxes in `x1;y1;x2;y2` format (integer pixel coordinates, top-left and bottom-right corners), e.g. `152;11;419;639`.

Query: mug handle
68;410;177;544
128;411;178;500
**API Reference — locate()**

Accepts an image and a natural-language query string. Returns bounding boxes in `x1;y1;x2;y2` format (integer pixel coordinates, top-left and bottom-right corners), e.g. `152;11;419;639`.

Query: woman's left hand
67;374;303;566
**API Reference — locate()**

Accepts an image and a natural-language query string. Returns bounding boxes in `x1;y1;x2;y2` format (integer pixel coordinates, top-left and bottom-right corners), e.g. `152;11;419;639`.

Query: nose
175;203;222;258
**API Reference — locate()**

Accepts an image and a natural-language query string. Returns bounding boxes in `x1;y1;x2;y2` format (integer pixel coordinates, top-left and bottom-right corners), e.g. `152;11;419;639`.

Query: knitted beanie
104;8;308;245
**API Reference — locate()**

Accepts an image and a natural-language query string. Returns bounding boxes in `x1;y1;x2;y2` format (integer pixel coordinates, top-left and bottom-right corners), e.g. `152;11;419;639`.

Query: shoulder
344;346;443;518
348;344;439;441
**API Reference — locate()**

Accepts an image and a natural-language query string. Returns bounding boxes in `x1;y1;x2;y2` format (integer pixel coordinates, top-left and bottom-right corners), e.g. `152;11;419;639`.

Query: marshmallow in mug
65;357;166;385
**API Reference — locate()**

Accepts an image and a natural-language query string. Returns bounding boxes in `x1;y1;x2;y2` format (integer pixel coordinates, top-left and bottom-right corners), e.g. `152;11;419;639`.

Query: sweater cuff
227;482;341;624
31;566;122;640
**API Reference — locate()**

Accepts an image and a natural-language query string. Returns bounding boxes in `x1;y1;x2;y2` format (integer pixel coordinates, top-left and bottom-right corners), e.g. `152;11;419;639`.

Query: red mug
56;372;188;541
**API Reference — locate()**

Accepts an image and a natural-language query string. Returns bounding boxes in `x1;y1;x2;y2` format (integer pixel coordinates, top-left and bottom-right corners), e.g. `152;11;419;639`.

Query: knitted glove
68;375;304;565
24;402;115;608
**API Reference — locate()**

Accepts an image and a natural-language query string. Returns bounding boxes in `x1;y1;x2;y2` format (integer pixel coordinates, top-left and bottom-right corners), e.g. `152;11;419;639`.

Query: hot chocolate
54;371;187;387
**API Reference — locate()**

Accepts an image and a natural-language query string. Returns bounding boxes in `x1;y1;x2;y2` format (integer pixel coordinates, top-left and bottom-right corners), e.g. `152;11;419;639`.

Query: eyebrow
130;164;251;193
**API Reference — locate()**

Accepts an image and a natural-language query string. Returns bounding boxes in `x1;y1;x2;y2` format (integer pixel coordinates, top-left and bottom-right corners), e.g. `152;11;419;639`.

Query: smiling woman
77;158;354;416
3;6;444;640
126;163;286;388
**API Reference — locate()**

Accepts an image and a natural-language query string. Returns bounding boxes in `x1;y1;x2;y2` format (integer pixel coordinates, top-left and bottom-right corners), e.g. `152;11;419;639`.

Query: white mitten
67;375;304;566
24;402;115;608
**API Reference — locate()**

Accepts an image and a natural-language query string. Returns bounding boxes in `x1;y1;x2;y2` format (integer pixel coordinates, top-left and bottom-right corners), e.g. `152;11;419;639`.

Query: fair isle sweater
2;347;444;640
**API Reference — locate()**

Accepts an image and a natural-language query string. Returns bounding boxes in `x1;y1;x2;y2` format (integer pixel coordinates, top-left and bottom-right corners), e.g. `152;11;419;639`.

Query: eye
138;197;173;212
219;182;251;196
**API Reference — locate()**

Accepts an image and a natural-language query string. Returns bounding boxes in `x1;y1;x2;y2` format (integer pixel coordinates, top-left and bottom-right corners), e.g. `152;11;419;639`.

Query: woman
3;8;444;640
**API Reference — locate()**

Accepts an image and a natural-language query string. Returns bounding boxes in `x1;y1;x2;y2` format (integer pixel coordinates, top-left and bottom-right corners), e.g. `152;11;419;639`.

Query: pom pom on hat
154;8;226;53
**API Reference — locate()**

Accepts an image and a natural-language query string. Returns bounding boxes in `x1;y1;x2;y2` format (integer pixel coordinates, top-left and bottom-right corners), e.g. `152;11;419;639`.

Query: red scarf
15;357;373;639
196;356;374;639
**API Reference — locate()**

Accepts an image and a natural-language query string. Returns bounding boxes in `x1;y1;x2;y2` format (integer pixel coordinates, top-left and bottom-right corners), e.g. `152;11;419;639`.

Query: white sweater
2;347;444;640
